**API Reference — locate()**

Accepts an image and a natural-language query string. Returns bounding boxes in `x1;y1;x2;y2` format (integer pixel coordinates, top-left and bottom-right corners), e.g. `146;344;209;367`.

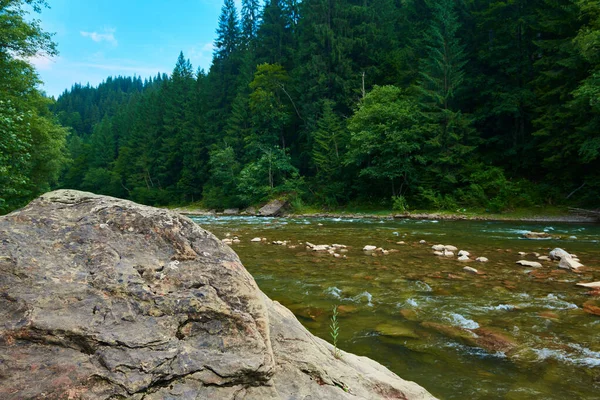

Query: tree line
2;0;600;214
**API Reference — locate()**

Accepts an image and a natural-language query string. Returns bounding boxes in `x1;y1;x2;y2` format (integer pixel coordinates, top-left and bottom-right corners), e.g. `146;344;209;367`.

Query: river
190;215;600;399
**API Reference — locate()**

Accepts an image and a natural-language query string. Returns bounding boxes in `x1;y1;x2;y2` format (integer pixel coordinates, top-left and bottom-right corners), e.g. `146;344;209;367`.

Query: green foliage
346;85;424;197
202;146;240;209
416;188;458;211
392;195;409;213
0;1;68;213
329;305;341;359
237;146;301;206
50;0;600;211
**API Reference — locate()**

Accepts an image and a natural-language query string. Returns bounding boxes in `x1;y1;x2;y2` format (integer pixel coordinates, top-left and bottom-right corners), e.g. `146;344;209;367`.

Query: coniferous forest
2;0;600;214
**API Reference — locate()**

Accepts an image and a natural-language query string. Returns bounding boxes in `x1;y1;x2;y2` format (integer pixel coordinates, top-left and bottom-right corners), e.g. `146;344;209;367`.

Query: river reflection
191;215;600;400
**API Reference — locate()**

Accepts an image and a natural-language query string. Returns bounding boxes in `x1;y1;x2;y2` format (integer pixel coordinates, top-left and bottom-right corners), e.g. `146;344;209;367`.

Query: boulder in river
549;248;571;261
558;257;583;270
476;257;489;263
363;245;377;251
549;248;584;270
0;190;436;400
258;199;288;217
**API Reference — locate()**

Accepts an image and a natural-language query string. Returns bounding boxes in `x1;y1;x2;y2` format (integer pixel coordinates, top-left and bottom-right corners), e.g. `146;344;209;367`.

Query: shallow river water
190;215;600;400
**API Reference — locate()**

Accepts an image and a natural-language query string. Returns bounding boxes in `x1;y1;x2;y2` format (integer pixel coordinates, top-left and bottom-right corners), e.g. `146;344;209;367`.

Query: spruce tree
416;0;475;193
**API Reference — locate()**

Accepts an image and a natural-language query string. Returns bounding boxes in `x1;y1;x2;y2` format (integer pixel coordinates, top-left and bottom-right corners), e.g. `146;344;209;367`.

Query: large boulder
258;199;288;217
0;190;435;400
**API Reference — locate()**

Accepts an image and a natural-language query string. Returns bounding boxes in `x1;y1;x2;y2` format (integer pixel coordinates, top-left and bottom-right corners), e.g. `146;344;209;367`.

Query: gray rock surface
258;199;288;217
549;248;571;261
0;190;435;400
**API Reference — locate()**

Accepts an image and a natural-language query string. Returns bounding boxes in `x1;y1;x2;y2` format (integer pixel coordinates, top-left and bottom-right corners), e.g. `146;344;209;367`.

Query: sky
30;0;241;98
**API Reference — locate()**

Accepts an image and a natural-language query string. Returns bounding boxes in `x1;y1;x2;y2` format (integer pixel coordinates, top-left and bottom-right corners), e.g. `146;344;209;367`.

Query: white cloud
26;54;58;71
188;42;215;71
74;62;165;75
80;28;118;46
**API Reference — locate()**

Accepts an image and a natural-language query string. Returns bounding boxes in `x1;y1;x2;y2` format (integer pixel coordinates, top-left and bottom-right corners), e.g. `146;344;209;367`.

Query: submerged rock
463;267;478;274
583;301;600;316
0;190;436;400
376;323;420;339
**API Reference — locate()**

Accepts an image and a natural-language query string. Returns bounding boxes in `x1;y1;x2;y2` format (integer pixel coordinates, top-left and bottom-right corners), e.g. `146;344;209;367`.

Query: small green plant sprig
330;305;341;359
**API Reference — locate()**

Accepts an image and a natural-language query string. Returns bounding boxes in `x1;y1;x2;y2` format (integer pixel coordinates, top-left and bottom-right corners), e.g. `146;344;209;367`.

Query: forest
2;0;600;214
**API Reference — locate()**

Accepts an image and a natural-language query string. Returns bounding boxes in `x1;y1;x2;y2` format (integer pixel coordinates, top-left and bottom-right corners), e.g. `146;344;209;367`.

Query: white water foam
350;291;374;307
544;294;578;310
405;298;419;307
484;304;517;311
445;312;480;329
533;347;600;367
415;281;433;292
324;286;342;299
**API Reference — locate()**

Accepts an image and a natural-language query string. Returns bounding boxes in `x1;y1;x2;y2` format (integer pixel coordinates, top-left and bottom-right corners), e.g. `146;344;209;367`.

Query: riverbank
171;205;598;223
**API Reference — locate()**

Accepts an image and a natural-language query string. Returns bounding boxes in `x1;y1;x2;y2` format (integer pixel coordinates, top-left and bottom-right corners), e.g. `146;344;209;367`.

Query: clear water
190;215;600;399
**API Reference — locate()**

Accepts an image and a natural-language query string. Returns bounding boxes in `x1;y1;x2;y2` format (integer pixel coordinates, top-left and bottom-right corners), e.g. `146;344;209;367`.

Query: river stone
476;257;489;263
251;237;262;242
431;244;445;251
458;255;470;262
223;208;239;215
463;266;478;274
549;248;570;260
458;250;470;257
577;281;600;289
558;257;583;270
516;260;543;268
0;190;436;400
363;245;377;251
443;250;455;257
444;245;458;252
258;199;288;217
523;231;552;239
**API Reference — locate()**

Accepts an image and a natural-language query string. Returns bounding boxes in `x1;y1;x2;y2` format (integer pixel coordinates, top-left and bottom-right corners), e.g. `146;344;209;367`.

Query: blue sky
31;0;240;97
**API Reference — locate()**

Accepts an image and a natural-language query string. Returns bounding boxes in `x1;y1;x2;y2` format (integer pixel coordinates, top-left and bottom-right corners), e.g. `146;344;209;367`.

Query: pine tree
416;0;475;192
214;0;241;61
241;0;261;46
